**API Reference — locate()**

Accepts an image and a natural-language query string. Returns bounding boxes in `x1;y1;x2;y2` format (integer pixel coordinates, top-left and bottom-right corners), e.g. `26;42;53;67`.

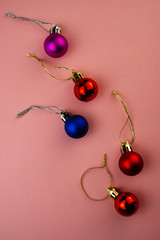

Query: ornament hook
81;154;113;201
112;91;135;145
26;53;76;81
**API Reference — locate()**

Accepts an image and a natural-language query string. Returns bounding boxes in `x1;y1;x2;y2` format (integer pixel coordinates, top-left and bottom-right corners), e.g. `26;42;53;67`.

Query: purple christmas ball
44;33;68;58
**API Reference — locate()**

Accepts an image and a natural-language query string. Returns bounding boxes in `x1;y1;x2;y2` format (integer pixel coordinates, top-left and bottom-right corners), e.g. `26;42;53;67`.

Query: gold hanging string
112;91;135;145
26;53;76;81
81;153;113;201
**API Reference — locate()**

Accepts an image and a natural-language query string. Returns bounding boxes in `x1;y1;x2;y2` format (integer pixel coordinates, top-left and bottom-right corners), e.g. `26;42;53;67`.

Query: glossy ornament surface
44;33;68;58
74;78;98;102
114;192;139;216
119;151;144;176
64;115;89;138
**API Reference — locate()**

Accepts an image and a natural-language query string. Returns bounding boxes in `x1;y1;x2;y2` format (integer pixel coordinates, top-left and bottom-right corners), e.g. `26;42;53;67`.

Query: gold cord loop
81;154;113;201
112;91;135;145
26;53;76;81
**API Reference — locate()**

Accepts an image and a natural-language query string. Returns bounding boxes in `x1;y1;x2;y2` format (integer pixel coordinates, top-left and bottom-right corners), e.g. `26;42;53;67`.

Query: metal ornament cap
107;188;120;199
120;142;133;154
60;111;72;122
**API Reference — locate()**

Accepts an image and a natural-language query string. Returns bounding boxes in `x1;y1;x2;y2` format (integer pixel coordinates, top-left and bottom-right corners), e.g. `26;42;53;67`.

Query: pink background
0;0;160;239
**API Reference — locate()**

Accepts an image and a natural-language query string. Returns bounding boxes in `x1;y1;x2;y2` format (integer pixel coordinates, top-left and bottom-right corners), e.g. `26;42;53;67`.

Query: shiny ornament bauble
44;32;68;58
74;77;98;102
119;151;144;176
114;191;139;216
61;112;88;138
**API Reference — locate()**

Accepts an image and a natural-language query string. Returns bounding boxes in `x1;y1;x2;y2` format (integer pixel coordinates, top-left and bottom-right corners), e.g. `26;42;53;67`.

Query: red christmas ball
74;78;98;102
119;151;143;176
114;192;139;216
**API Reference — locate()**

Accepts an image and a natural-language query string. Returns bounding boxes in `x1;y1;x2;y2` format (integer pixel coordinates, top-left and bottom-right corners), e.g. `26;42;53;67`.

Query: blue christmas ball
64;115;89;138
